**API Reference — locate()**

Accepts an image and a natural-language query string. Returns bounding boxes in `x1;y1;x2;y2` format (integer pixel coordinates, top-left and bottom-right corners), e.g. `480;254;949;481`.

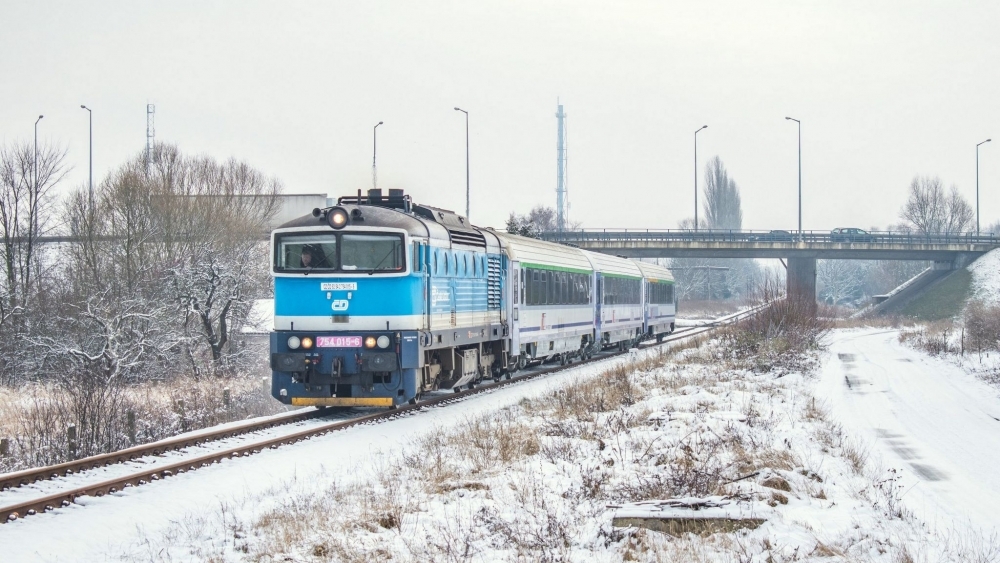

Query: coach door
594;273;603;333
511;261;521;353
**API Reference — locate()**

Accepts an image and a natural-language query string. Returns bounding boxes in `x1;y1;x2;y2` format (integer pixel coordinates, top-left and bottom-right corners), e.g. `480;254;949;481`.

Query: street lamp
694;125;707;231
34;115;44;196
372;121;383;190
454;107;470;221
785;117;802;235
81;105;93;210
977;138;992;235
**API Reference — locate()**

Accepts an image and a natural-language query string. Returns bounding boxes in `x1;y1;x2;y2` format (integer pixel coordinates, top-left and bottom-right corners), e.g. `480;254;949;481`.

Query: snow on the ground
970;248;1000;305
819;329;1000;535
3;328;999;561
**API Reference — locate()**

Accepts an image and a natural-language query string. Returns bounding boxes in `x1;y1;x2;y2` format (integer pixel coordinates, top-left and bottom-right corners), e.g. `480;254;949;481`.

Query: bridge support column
786;257;817;314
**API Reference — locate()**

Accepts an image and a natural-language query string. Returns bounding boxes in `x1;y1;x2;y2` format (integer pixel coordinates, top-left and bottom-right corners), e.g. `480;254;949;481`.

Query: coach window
527;270;533;305
527;270;536;305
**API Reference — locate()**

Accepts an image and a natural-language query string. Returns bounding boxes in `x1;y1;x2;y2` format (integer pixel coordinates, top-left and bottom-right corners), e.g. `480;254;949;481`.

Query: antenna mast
556;102;568;232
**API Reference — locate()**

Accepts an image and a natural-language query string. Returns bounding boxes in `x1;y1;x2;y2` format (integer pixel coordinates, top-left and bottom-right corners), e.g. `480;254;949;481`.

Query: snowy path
818;329;1000;533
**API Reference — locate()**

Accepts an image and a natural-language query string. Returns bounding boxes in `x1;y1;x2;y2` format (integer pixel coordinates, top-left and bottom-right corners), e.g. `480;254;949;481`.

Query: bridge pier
786;257;817;313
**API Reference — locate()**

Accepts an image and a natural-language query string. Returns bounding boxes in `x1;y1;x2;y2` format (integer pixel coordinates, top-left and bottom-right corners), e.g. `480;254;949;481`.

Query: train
269;189;676;407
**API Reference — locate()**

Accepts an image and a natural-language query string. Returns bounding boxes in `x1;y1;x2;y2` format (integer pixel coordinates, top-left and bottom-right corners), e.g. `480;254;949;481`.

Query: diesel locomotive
269;189;676;407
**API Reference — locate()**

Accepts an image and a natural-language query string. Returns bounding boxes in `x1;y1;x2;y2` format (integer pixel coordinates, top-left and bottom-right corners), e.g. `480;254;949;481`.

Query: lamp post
372;121;383;190
33;114;43;238
977;138;992;235
454;107;470;220
34;114;44;195
785;117;802;235
81;105;93;210
694;125;707;231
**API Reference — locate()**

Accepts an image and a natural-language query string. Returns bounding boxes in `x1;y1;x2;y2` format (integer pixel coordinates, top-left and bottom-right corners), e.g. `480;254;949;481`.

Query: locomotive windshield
274;232;405;273
340;233;404;271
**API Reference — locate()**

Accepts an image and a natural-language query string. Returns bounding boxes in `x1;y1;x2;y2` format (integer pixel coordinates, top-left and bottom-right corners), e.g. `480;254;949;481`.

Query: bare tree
863;259;929;296
900;175;974;234
30;292;173;457
703;156;742;230
0;141;66;383
64;144;281;377
0;142;67;312
984;220;1000;236
817;260;869;305
506;205;579;238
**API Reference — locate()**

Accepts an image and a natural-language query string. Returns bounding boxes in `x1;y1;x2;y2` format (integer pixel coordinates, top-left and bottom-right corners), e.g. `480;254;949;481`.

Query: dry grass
898;320;957;356
127;322;854;563
842;438;870;474
0;374;285;472
718;281;830;374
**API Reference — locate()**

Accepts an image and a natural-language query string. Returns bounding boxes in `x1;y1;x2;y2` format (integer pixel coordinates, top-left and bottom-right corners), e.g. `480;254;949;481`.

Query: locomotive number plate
321;282;357;291
317;336;363;348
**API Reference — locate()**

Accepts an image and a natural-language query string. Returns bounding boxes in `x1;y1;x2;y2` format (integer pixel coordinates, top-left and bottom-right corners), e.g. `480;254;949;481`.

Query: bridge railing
538;229;1000;246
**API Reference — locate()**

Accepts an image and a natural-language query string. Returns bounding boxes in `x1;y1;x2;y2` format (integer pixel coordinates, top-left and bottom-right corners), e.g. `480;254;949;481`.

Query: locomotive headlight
301;337;314;349
364;336;378;349
287;336;301;350
327;207;349;229
376;335;391;349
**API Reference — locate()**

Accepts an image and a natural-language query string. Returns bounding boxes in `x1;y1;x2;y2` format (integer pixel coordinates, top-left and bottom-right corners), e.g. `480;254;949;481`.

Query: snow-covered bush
719;280;829;373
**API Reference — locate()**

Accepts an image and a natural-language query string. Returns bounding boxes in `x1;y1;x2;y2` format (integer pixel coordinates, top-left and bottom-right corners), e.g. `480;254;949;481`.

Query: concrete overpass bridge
538;229;1000;304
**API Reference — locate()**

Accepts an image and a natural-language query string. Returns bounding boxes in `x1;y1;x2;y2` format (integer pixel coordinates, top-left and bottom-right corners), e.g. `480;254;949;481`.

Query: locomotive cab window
274;232;405;273
341;233;404;271
275;235;338;271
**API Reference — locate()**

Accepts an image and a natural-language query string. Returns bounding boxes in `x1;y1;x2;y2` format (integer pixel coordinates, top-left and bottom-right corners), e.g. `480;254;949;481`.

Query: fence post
67;424;78;459
127;410;136;445
262;377;270;397
0;437;9;457
223;388;232;410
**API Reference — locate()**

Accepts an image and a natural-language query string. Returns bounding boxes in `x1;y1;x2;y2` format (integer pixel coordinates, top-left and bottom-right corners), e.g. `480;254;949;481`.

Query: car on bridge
830;227;874;243
749;229;794;242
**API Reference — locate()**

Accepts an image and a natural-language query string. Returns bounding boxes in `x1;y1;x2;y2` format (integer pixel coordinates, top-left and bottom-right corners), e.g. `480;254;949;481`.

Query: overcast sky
2;1;997;232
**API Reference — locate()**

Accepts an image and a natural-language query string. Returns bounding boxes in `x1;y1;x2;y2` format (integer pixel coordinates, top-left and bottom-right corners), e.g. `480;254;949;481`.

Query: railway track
0;306;761;522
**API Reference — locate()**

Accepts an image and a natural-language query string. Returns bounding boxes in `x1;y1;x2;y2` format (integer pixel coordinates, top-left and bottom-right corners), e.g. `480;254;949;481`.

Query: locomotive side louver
448;228;487;248
487;255;502;310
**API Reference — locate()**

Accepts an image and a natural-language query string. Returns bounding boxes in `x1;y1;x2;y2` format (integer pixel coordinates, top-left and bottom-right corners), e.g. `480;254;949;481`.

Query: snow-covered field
3;328;1000;562
970;248;1000;306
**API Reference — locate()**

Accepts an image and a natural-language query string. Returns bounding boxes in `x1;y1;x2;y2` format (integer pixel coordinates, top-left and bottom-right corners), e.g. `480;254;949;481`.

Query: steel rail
1;306;762;522
0;404;336;492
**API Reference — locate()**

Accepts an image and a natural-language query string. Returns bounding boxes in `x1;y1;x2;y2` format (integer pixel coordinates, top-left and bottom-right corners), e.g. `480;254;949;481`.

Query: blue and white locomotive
269;189;676;407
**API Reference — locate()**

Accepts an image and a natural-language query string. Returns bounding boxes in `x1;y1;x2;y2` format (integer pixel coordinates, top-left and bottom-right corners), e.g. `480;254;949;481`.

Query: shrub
964;299;1000;357
720;279;829;373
